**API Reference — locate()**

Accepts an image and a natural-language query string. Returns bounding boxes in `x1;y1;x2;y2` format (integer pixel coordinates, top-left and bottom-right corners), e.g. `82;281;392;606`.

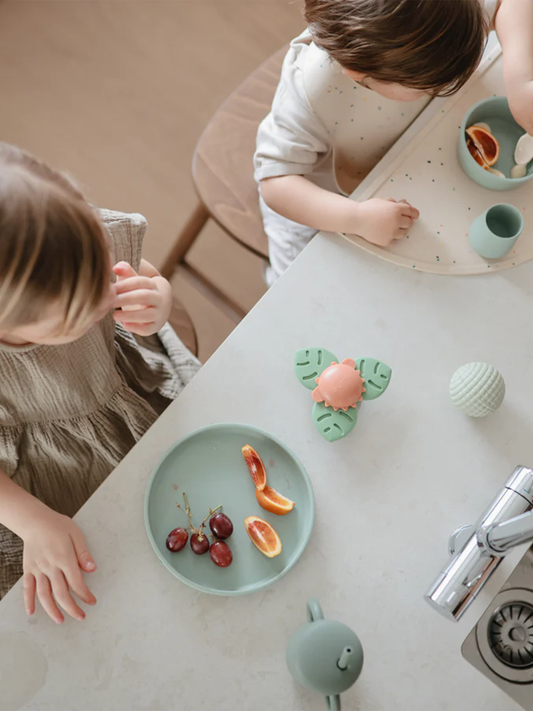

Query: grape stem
177;494;222;541
196;505;222;541
178;492;195;530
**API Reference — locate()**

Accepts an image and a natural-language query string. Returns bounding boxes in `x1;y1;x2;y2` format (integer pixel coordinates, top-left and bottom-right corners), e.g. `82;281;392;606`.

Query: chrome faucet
425;466;533;622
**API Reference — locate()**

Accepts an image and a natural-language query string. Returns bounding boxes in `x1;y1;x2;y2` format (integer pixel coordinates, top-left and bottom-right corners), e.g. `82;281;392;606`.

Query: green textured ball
449;363;505;417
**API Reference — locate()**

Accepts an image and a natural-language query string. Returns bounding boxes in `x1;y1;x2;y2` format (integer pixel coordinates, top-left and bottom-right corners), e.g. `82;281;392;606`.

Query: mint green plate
144;424;315;595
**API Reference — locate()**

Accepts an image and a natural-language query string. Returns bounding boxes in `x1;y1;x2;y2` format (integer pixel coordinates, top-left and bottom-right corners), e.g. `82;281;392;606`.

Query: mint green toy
294;348;392;442
449;362;505;417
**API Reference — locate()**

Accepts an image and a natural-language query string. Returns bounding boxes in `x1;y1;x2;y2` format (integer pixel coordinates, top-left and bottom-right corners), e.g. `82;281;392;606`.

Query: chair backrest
193;46;287;258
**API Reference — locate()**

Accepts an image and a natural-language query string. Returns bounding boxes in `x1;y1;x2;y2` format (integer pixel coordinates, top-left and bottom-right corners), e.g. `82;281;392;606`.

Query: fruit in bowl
458;96;533;191
465;124;504;177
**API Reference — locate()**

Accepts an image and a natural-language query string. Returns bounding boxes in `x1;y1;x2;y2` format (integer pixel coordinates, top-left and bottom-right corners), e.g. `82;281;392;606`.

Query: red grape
210;541;233;567
209;513;234;540
166;527;188;552
190;532;210;555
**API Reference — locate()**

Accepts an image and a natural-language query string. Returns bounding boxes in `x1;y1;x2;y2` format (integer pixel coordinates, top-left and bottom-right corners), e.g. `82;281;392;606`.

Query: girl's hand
113;261;172;337
22;509;97;624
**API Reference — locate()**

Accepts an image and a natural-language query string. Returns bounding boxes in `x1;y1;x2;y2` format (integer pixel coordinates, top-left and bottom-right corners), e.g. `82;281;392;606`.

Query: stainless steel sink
462;546;533;709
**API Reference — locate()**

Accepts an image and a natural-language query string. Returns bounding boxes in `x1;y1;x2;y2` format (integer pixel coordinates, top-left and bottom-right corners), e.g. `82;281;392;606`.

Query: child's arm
495;0;533;134
113;260;172;336
261;175;419;246
0;470;96;622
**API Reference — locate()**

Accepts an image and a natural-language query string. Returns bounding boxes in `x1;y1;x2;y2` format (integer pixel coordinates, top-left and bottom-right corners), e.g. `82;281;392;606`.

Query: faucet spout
482;509;533;554
425;466;533;622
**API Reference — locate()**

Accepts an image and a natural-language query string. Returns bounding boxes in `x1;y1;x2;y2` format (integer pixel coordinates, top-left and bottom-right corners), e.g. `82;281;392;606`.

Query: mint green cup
469;204;524;259
458;96;533;191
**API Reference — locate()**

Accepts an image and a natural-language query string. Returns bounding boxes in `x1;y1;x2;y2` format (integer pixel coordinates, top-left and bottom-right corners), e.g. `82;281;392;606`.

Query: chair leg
180;262;247;323
168;295;199;358
160;201;209;280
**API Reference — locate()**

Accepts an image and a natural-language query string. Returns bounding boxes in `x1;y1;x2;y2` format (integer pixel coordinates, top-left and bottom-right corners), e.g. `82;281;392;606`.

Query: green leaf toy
295;348;392;443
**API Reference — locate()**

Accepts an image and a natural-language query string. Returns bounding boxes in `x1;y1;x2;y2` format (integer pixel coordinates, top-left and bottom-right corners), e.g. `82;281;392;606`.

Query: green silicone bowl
458;96;533;191
144;423;315;595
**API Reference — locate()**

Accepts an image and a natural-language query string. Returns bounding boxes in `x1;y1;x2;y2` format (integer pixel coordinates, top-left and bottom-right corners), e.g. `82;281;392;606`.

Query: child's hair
304;0;488;97
0;143;110;334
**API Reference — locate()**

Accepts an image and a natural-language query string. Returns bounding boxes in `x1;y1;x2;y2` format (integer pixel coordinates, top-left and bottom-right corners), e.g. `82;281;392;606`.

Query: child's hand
22;509;97;624
350;198;419;247
113;261;172;337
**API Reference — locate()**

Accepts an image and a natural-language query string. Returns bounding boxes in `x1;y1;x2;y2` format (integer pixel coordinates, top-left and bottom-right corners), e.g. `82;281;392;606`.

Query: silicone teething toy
295;348;392;442
449;362;505;417
312;359;365;411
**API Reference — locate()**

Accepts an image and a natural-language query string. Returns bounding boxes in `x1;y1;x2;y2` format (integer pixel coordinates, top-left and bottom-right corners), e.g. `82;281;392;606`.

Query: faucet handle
448;525;475;555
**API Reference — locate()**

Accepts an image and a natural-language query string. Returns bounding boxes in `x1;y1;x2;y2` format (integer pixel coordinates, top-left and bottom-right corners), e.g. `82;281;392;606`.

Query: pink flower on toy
312;358;366;411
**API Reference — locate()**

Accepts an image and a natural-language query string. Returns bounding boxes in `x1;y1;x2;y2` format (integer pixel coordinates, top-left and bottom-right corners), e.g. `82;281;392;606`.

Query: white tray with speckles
342;42;530;275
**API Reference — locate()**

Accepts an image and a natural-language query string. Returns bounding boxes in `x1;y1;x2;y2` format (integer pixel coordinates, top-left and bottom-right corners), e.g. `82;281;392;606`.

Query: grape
210;541;233;567
166;527;188;552
209;513;234;540
190;532;210;555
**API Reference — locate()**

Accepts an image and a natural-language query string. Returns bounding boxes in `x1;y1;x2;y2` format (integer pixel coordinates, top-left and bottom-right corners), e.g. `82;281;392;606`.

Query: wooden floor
0;0;305;361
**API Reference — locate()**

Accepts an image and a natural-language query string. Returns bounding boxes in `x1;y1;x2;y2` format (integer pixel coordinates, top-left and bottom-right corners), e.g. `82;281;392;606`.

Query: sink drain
489;603;533;669
476;588;533;684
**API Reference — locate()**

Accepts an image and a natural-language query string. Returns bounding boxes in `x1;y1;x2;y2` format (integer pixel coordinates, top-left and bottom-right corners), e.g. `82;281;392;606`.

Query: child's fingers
23;573;36;616
50;569;85;621
63;554;97;606
113;261;138;279
114;307;156;325
114;277;156;297
398;200;420;219
399;215;413;229
36;573;64;624
65;565;96;606
394;227;409;240
114;276;155;294
115;289;159;308
69;527;97;575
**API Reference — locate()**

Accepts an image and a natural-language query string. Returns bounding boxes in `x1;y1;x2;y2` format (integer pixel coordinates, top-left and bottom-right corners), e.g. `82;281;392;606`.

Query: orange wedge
242;445;267;491
256;485;295;516
466;137;486;167
244;516;282;558
466;125;499;166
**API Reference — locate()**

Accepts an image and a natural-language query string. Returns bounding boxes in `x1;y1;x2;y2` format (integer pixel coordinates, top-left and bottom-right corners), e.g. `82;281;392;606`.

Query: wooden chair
169;296;198;357
160;47;287;321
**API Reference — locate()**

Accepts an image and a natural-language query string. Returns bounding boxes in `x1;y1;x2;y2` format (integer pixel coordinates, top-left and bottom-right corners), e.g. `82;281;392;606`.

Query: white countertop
1;231;532;711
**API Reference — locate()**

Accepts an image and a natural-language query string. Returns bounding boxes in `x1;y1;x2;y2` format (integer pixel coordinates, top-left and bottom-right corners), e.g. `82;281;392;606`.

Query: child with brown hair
0;143;199;622
254;0;523;285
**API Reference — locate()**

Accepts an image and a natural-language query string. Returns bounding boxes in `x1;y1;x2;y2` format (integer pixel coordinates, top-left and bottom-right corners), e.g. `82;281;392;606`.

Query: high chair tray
342;42;531;276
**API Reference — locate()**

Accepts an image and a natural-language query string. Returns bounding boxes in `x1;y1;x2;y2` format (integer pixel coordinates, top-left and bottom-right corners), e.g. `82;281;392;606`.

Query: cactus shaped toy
295;348;392;442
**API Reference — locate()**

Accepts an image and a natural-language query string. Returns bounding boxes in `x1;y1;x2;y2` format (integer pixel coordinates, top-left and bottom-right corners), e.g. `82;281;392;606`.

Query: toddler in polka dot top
254;0;531;285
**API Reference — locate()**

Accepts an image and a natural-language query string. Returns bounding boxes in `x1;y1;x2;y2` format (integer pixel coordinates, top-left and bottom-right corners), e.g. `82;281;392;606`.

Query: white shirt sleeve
254;44;331;183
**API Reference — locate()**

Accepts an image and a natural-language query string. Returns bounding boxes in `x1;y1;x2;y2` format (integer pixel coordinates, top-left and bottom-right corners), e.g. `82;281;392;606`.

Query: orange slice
466;125;499;166
256;485;295;516
242;445;267;491
244;516;282;558
466;137;486;167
